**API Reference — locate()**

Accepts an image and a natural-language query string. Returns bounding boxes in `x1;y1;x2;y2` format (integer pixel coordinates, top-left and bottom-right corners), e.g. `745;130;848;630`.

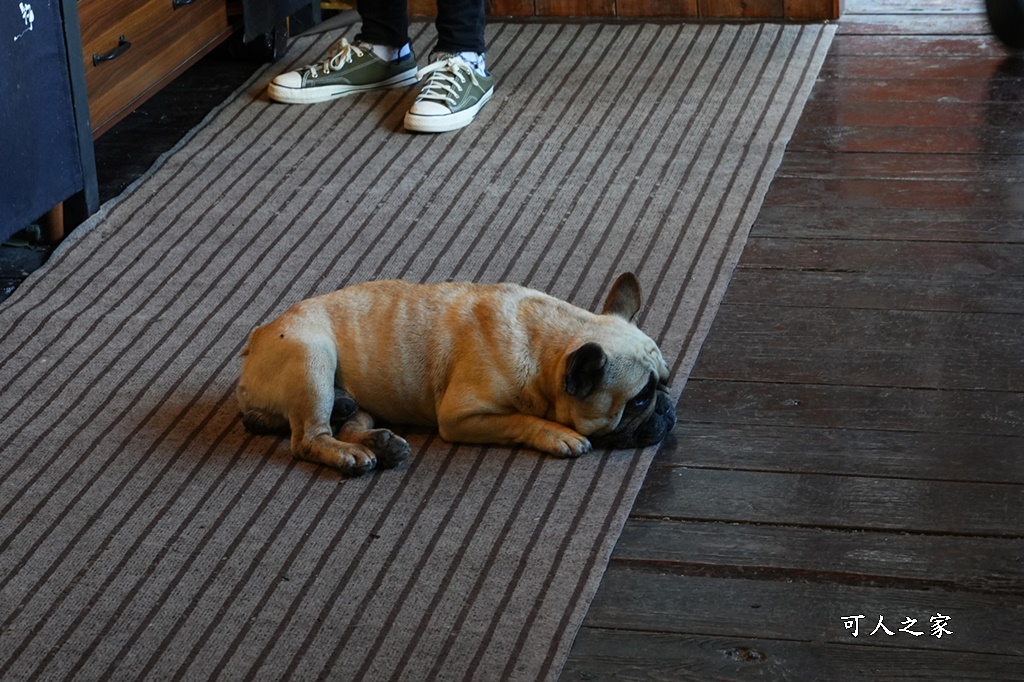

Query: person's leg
434;0;486;55
404;0;491;133
356;0;412;50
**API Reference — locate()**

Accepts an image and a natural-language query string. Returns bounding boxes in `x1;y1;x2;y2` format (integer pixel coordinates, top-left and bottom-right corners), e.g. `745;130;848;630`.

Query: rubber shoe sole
404;87;493;133
268;68;419;105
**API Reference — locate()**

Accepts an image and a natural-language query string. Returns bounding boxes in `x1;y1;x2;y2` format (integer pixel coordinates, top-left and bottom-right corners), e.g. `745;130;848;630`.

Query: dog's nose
655;390;673;415
653;391;677;431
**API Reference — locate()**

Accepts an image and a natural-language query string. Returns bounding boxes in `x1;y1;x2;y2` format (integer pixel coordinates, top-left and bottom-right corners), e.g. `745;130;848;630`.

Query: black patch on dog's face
590;383;676;450
564;343;608;399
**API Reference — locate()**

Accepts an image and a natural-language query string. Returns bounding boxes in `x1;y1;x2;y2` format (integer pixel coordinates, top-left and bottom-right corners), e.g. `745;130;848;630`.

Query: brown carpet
0;20;833;681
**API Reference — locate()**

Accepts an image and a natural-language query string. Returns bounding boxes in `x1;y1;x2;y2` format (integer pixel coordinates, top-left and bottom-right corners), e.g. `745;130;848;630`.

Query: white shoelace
304;38;365;79
414;57;482;108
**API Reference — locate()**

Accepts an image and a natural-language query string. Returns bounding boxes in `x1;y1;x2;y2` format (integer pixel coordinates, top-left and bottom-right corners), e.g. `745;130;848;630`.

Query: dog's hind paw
362;429;412;469
330;388;359;425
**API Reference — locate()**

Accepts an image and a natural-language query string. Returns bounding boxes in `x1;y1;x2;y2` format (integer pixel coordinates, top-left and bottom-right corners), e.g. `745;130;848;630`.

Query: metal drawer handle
172;0;196;7
92;36;131;66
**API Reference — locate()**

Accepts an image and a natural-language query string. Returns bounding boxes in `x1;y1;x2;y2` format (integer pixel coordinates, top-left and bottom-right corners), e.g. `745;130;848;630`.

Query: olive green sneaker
404;54;494;133
268;38;418;104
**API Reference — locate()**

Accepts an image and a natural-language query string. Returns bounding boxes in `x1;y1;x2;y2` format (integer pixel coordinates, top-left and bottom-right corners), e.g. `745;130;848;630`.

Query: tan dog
236;273;675;475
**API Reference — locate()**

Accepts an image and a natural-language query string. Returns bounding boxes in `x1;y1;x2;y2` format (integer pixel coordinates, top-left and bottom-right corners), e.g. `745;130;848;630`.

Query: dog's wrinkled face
590;382;675;449
557;315;676;449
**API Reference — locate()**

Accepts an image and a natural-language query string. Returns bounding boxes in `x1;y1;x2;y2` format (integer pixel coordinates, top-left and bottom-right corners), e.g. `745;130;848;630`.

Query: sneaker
268;38;418;104
404;55;494;133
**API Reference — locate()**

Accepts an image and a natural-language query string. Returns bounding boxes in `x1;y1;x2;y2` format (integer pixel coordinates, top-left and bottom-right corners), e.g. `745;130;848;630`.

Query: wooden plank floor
562;0;1024;679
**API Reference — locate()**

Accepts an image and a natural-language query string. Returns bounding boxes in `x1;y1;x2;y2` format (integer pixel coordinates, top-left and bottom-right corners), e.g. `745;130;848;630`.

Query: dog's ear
601;272;642;323
565;342;607;398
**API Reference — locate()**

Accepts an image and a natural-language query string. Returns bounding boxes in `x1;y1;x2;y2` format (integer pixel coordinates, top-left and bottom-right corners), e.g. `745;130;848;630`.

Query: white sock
456;51;488;76
365;42;411;62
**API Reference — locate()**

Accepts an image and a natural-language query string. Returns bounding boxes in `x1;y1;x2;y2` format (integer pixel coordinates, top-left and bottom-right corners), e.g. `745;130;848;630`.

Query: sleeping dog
236;273;675;475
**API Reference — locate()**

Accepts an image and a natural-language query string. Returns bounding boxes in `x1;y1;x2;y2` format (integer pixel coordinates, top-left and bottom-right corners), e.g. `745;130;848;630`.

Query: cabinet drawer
79;0;230;135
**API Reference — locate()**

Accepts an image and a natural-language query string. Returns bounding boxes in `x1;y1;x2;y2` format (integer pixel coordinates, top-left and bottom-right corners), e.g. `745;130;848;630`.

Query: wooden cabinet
78;0;234;136
1;0;96;242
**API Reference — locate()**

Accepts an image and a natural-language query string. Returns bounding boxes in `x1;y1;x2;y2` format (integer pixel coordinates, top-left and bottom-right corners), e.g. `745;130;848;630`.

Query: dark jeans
355;0;486;54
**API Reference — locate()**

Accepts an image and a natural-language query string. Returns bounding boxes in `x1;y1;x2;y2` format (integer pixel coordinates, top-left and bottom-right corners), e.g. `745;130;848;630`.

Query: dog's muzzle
591;389;676;450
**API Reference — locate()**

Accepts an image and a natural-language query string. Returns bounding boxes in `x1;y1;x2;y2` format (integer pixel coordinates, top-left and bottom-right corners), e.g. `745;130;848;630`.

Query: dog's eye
628;394;650;410
626;373;657;411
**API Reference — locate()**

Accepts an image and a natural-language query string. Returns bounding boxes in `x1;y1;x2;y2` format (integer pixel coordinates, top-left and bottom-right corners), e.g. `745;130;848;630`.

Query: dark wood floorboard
658;421;1024;483
614;518;1024;592
564;0;1024;679
727;239;1024;313
681;379;1024;436
633;467;1023;535
584;570;1021;654
567;628;1024;681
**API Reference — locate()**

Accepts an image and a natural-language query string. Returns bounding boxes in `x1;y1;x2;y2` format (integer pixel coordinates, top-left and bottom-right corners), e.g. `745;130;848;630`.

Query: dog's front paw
297;437;377;476
339;446;378;476
362;428;412;469
538;430;592;458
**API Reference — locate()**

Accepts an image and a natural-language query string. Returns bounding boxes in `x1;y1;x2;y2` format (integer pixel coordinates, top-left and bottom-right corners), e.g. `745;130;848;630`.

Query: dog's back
314;280;588;425
239;280;589;428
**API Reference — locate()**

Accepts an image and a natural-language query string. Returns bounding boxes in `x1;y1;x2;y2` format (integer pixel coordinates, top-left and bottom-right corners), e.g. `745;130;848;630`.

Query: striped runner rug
0;20;833;681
